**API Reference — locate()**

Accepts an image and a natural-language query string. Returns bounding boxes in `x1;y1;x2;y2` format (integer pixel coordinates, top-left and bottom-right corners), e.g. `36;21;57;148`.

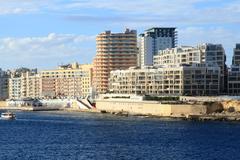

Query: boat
1;112;16;120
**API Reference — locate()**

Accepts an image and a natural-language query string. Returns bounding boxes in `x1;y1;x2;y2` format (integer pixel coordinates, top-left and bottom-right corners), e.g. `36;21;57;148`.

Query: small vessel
1;112;16;120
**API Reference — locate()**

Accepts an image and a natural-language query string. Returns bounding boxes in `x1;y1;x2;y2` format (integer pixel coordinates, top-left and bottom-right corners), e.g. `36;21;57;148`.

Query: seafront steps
74;98;93;110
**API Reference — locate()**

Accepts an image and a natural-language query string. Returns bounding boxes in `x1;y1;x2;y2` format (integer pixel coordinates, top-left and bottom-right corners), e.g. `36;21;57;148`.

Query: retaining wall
0;101;7;107
96;100;207;116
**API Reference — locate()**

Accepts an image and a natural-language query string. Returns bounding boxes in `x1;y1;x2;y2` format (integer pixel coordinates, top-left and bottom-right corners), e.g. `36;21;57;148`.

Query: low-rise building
41;63;93;98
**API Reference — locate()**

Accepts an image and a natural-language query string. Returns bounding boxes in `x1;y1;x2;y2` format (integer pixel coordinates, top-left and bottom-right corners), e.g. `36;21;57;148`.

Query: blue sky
0;0;239;70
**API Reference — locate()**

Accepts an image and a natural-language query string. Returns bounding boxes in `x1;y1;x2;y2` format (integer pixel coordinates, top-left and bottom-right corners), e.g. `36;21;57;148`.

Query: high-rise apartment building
93;29;138;94
139;27;177;67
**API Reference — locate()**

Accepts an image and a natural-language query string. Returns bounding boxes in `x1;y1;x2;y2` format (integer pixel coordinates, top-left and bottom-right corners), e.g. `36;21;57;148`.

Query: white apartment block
9;77;22;100
109;64;220;96
154;44;227;93
153;46;203;66
9;72;40;100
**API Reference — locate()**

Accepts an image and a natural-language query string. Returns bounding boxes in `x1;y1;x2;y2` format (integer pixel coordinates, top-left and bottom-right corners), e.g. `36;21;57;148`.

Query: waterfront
0;111;240;160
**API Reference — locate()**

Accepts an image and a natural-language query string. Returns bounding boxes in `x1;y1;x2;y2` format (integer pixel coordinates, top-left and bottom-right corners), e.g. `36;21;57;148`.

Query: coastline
1;105;240;122
96;109;240;122
2;96;240;122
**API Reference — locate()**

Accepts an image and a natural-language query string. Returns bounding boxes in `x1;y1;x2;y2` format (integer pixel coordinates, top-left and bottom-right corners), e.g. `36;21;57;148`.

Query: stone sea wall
96;100;207;116
0;101;7;107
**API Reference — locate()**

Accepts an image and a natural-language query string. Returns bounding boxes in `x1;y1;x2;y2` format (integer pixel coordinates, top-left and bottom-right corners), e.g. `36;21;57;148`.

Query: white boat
1;112;16;120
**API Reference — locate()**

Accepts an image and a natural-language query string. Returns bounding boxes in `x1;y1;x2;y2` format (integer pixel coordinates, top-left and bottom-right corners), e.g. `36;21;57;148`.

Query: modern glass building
139;27;177;67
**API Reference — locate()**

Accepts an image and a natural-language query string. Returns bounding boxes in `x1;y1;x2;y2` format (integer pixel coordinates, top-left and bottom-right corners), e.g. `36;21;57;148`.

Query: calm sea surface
0;111;240;160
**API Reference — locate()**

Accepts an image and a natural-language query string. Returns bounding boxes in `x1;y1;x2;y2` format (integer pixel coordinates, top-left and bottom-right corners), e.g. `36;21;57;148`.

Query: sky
0;0;239;70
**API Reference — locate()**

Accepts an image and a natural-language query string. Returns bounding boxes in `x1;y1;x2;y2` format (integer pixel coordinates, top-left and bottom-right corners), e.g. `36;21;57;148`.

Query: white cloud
0;0;39;14
0;33;96;69
0;0;239;26
0;0;239;67
63;0;240;25
179;26;240;65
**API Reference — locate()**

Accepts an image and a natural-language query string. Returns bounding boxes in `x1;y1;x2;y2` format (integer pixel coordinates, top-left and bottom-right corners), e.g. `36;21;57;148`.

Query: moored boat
1;112;16;120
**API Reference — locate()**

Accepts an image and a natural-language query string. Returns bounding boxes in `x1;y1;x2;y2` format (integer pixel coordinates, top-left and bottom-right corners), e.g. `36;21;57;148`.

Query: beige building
93;29;138;94
41;63;93;98
109;64;220;96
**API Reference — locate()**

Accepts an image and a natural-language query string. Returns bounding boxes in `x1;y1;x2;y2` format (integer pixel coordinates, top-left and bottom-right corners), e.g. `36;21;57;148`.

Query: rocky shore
187;111;240;121
99;109;240;122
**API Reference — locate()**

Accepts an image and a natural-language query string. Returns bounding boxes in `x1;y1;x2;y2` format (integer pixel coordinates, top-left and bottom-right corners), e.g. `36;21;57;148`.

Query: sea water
0;111;240;160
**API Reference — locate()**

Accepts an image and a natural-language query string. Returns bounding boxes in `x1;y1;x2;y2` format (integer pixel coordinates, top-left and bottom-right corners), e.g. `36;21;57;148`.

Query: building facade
228;44;240;95
200;44;227;93
93;29;138;94
8;71;40;100
232;44;240;65
109;64;220;96
228;65;240;95
41;63;93;98
139;27;177;67
25;73;41;98
154;44;227;93
0;69;9;100
153;46;203;66
8;77;21;100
